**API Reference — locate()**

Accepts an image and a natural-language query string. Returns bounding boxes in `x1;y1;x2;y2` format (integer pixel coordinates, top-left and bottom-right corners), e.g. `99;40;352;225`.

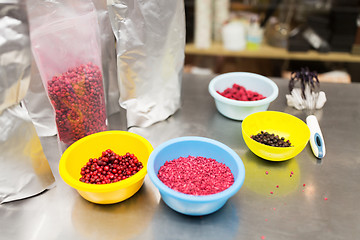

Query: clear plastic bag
28;0;107;147
24;1;120;138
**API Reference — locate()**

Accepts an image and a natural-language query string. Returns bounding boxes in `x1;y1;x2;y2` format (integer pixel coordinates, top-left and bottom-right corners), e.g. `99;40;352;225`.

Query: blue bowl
147;136;245;216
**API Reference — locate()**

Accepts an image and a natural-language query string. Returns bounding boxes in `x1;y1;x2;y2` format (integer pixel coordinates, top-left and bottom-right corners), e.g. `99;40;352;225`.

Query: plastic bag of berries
28;0;107;148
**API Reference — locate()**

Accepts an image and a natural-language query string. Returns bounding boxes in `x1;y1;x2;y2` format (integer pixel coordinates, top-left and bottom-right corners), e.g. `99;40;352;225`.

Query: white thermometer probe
306;115;326;159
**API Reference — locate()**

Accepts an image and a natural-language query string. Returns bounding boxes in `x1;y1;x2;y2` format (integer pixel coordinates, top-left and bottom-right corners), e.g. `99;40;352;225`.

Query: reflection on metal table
1;73;359;240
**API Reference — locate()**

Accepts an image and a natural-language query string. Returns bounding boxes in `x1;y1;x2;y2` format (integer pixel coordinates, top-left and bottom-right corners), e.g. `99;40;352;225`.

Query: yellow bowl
59;131;153;204
242;111;310;161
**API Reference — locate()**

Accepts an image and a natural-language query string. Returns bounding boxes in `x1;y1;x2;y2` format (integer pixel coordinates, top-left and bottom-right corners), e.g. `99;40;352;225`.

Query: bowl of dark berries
208;72;279;120
242;111;310;161
147;136;245;216
59;131;153;204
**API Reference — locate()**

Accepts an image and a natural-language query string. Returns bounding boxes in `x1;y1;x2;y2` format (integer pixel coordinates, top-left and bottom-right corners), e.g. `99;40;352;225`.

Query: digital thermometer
306;115;326;159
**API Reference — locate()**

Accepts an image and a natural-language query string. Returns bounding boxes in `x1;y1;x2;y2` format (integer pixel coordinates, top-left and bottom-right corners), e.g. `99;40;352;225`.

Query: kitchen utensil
306;115;326;159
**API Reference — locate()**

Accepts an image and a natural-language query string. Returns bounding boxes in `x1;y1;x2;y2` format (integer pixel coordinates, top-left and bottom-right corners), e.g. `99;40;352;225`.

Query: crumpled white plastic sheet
0;0;31;115
107;0;186;128
0;0;55;204
0;105;55;204
286;87;327;110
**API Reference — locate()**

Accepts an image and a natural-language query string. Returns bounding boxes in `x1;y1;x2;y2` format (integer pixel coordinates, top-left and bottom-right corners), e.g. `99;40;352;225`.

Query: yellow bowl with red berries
59;131;153;204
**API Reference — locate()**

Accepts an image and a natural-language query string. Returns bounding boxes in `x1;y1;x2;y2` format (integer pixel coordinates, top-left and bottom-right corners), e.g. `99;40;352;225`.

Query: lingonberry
79;150;143;184
47;62;107;146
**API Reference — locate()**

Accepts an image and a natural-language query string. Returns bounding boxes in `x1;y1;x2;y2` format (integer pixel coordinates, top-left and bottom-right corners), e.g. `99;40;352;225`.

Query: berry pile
217;83;266;101
158;156;234;195
79;149;143;184
251;131;292;147
47;62;107;146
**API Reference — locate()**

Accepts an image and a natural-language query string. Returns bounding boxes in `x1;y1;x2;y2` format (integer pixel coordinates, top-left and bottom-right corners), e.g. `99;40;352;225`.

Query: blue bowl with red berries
208;72;279;120
147;136;245;216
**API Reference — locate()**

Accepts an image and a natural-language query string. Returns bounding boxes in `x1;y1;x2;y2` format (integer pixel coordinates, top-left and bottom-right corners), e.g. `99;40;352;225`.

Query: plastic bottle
246;18;264;50
222;21;246;51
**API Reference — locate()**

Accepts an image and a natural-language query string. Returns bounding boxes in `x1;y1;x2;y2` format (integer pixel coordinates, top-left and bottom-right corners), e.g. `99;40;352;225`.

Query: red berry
47;63;107;146
217;84;266;102
79;149;143;184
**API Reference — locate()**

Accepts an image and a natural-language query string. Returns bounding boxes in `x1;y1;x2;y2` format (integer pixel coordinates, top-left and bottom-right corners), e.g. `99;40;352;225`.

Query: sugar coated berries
217;83;266;101
251;131;292;147
79;149;143;184
157;156;234;195
47;62;107;146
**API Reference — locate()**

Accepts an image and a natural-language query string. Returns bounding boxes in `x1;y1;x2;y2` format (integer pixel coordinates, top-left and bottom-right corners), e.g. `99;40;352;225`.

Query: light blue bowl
147;136;245;216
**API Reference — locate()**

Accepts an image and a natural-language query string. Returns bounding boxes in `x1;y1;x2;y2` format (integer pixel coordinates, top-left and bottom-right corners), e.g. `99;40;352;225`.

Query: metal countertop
1;73;360;240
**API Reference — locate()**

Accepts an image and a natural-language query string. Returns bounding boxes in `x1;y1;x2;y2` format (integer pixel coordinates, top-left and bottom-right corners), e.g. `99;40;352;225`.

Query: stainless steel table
1;73;360;240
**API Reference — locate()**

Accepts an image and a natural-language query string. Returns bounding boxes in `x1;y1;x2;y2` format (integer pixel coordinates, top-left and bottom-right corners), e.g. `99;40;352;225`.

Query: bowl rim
242;111;310;142
208;72;279;106
147;136;246;202
59;130;153;193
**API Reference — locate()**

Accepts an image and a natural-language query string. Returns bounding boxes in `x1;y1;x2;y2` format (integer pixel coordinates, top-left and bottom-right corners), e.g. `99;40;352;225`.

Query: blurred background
184;0;360;83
